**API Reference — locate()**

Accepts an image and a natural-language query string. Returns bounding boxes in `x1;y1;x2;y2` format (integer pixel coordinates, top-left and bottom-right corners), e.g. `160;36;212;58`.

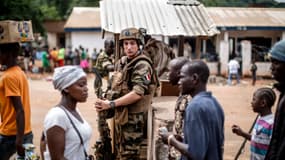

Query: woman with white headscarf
43;66;92;160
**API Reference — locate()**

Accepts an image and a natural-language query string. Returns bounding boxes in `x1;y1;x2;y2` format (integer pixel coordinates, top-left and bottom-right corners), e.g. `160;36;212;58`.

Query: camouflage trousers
169;146;182;160
114;112;147;160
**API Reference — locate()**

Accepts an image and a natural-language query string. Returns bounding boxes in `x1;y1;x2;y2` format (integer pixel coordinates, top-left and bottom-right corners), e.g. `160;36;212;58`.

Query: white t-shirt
43;107;92;160
228;59;240;74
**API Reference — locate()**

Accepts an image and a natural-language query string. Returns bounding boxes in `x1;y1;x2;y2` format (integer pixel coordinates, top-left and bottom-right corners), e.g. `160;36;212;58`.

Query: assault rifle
93;68;114;160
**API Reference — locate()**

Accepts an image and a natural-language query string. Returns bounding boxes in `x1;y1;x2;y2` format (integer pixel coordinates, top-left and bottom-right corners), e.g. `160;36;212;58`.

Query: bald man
167;57;190;159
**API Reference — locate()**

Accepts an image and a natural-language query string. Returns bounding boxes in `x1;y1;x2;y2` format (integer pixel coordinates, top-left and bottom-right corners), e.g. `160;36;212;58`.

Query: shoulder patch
143;72;151;85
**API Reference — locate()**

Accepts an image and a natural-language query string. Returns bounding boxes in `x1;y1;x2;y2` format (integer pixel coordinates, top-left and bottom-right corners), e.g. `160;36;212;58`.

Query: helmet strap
137;50;141;56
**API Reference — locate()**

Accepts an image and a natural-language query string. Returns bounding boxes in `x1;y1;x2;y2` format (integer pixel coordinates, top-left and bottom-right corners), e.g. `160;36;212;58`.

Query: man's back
0;66;32;136
183;91;224;160
228;59;239;74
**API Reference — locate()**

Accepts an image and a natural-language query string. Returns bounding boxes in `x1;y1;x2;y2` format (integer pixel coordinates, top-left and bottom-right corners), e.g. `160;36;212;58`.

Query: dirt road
27;73;276;160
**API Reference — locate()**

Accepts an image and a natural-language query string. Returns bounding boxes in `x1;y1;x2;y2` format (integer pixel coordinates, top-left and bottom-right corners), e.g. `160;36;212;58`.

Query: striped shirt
250;114;274;160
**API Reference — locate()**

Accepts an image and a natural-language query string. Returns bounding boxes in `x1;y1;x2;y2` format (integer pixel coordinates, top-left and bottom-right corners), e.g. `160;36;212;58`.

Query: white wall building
64;7;113;57
43;20;66;49
208;7;285;77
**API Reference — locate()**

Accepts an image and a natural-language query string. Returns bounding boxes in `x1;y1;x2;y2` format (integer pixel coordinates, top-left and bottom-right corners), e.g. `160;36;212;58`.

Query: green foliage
39;5;61;20
43;0;73;19
64;0;100;19
74;0;100;7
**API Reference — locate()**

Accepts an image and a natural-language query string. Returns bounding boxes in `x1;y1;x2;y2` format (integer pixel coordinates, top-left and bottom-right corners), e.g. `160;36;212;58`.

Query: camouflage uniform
94;51;113;77
94;51;113;96
111;54;157;160
169;95;190;160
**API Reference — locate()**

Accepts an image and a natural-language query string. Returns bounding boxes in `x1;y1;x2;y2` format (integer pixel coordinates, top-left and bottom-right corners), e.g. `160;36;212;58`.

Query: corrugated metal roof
64;7;101;29
207;7;285;28
100;0;219;36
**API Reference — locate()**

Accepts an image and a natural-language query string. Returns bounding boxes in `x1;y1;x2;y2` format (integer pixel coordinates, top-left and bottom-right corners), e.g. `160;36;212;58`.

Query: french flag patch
145;73;151;81
144;72;151;84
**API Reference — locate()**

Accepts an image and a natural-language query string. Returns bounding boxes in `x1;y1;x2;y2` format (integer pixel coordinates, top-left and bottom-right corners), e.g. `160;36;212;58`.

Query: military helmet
119;28;145;45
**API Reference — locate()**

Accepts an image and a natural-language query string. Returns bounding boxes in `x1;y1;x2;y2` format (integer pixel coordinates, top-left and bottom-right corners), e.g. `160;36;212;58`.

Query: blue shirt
182;91;224;160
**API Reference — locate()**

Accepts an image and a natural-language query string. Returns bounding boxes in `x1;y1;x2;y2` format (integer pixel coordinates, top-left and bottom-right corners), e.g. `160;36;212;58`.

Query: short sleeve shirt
130;59;153;96
183;92;224;160
0;66;31;135
250;114;274;160
43;107;92;160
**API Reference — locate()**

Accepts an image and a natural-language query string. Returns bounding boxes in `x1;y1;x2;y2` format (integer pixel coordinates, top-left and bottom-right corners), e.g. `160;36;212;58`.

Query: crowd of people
18;44;105;74
1;23;285;160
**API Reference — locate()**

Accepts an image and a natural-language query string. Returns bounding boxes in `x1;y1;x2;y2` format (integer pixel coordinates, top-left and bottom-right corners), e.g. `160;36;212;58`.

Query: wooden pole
114;34;120;65
195;37;201;59
178;35;184;57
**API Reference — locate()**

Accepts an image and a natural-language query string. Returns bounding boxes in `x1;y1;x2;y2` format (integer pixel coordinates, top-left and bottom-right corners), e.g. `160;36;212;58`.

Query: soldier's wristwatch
109;101;115;110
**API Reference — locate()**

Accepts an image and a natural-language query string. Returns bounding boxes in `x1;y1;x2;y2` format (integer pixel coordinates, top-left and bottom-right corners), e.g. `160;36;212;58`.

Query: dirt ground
24;73;277;160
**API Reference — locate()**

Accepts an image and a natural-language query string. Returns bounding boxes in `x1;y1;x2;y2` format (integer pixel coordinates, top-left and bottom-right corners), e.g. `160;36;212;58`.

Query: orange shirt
50;50;58;60
0;66;32;135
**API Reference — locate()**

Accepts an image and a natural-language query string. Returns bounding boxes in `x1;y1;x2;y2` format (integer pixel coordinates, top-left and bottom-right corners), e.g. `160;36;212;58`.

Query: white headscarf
52;66;86;91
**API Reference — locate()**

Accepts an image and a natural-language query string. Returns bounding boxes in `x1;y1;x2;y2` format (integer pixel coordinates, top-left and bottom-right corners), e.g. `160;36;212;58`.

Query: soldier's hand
95;99;111;111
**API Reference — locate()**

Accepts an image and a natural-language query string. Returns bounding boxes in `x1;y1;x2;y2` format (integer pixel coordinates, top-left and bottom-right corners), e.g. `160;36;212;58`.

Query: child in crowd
232;87;276;160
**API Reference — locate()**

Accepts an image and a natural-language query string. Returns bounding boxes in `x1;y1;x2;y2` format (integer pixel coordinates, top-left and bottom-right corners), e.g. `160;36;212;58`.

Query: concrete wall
216;30;284;77
69;31;113;57
65;33;71;48
47;33;57;49
219;40;229;75
256;62;271;77
241;40;251;76
206;62;218;75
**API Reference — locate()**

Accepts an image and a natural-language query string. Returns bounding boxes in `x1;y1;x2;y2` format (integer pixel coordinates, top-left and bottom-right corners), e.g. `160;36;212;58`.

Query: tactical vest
110;54;157;125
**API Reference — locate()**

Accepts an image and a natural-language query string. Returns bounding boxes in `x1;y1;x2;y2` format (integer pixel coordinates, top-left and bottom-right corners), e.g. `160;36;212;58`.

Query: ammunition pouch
101;109;115;119
115;107;129;125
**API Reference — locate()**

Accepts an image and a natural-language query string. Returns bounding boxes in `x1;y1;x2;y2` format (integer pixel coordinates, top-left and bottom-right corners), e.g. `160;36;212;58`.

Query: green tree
65;0;100;19
42;0;100;20
39;5;61;20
